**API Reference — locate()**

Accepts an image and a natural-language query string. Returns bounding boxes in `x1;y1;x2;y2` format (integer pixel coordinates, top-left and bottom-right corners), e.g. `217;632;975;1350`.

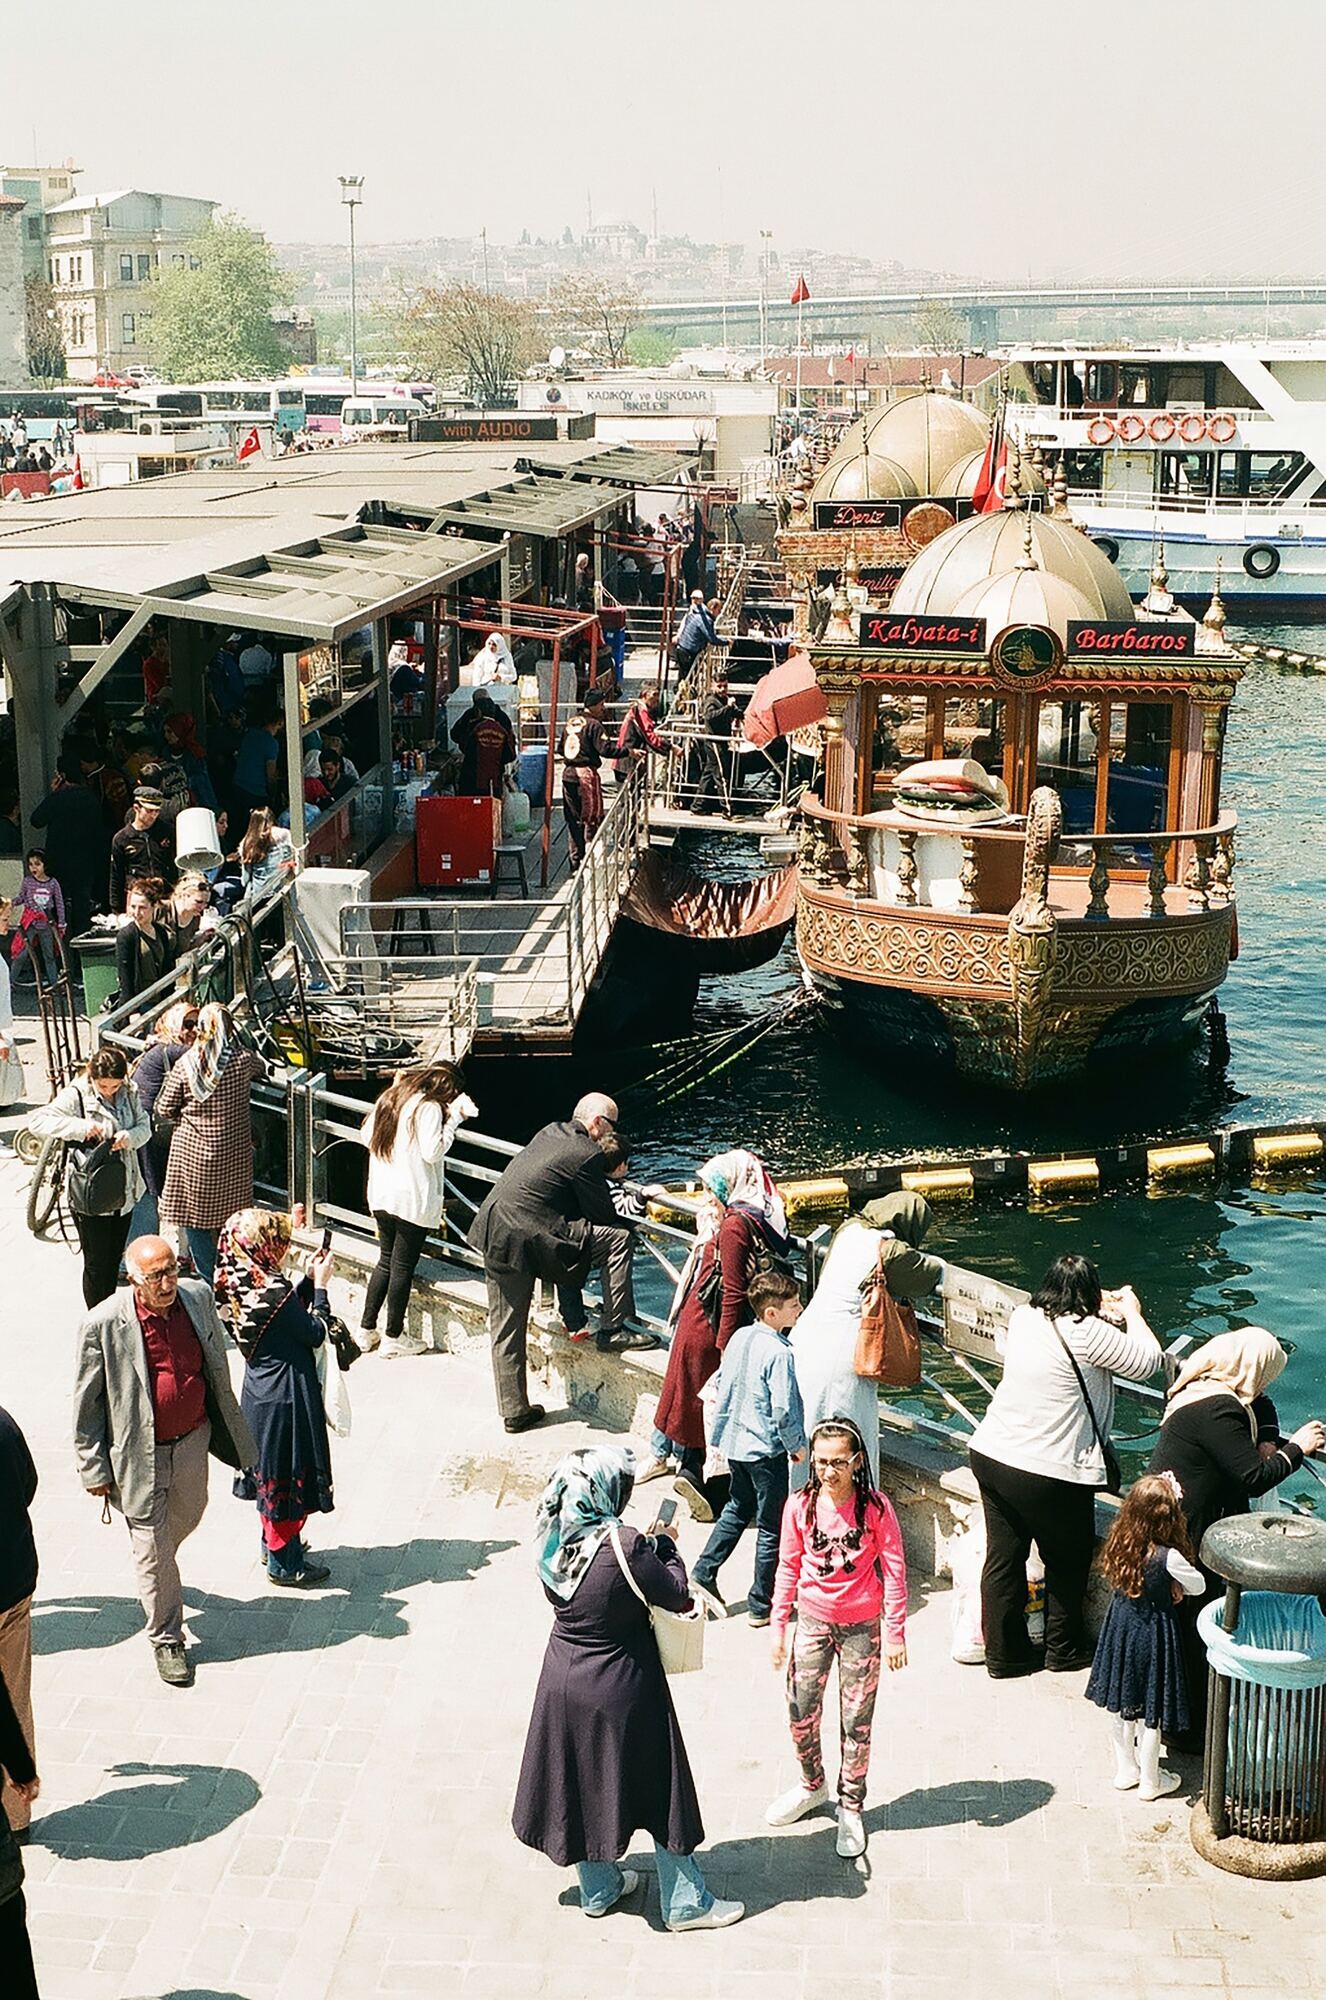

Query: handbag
608;1522;705;1676
0;1042;23;1107
66;1136;127;1217
853;1242;922;1388
1049;1321;1123;1495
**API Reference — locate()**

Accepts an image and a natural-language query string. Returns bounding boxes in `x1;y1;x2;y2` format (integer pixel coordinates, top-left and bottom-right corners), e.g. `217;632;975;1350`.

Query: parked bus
121;383;305;433
339;395;430;439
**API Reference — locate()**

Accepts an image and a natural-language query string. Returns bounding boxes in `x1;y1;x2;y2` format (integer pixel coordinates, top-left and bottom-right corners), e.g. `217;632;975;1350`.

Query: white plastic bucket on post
174;807;222;873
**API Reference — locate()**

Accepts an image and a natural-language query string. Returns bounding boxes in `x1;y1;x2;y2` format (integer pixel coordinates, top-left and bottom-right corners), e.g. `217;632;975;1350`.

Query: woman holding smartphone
214;1208;336;1587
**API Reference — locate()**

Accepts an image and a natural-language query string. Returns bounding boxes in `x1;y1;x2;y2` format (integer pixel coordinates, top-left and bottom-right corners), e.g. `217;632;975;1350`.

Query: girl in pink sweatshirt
766;1416;908;1858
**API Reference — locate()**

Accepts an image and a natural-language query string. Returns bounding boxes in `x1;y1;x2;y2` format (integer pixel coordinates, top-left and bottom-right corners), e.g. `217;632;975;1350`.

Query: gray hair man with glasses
72;1234;256;1688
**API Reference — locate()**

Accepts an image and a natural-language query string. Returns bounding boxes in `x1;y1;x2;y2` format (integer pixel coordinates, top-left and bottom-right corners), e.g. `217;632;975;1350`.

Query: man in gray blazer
73;1235;256;1688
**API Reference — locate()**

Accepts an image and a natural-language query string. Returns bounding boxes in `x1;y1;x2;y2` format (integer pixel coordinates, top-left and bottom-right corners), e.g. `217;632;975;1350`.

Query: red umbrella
740;649;827;749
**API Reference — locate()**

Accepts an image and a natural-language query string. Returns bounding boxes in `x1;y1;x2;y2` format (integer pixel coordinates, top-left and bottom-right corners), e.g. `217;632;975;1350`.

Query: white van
339;396;429;439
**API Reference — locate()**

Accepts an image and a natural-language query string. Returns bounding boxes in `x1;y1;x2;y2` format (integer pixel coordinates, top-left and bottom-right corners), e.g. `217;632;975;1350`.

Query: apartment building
45;188;217;378
0;161;81;280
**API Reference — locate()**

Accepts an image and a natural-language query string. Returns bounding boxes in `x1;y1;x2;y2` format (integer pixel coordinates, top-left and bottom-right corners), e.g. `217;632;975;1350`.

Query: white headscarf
698;1148;788;1242
1165;1327;1287;1440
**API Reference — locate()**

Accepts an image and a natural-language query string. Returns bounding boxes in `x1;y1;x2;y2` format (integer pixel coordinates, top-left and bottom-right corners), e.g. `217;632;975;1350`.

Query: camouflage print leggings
786;1615;882;1808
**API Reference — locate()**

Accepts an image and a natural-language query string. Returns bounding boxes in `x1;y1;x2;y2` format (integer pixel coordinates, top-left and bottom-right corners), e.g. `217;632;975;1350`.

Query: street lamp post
759;229;773;369
339;175;364;393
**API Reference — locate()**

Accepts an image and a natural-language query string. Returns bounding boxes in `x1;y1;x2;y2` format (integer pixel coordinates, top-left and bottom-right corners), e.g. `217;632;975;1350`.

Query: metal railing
1066;489;1326;527
649;723;808;826
1011;404;1271;429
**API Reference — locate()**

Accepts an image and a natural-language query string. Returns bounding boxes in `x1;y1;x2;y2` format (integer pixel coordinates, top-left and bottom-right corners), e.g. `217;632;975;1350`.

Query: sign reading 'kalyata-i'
813;500;901;531
1067;620;1195;658
860;612;987;654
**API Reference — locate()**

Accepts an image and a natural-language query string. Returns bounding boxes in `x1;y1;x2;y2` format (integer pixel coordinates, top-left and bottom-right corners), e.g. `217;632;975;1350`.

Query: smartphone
652;1499;678;1530
319;1227;333;1253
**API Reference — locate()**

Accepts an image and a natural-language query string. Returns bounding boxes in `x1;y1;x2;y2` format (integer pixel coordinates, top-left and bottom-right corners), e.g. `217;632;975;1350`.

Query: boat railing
649;720;808;826
799;795;1237;919
1012;404;1272;429
1068;489;1326;526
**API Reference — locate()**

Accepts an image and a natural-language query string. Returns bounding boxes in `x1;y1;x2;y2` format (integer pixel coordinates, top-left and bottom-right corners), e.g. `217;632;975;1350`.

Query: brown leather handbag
853;1244;922;1388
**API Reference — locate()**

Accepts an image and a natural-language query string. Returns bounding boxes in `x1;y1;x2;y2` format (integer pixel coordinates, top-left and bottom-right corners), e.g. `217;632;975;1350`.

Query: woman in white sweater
967;1253;1162;1679
358;1063;478;1357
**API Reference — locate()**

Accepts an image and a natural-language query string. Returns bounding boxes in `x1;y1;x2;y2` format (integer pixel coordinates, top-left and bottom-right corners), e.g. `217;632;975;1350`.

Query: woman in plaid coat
155;1004;265;1281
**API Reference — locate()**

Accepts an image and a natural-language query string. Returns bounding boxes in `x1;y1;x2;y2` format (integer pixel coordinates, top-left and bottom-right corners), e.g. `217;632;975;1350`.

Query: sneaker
383;1333;430;1358
635;1457;672;1485
154;1642;193;1688
1138;1768;1183;1802
357;1327;381;1354
666;1897;744;1934
765;1781;830;1827
584;1867;639;1918
269;1560;332;1588
689;1579;727;1621
748;1611;771;1629
674;1474;714;1524
836;1807;866;1858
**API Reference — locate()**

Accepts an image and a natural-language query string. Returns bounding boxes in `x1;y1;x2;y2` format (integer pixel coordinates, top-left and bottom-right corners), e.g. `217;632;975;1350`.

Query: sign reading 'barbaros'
860;613;987;653
813;500;902;531
1068;620;1196;657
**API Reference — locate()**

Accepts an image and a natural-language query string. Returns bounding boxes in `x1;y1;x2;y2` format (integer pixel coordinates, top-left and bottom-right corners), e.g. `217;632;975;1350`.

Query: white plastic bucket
174;806;222;872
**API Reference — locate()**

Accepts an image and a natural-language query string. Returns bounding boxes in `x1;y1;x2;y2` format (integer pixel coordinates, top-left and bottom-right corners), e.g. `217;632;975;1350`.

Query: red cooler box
415;794;500;887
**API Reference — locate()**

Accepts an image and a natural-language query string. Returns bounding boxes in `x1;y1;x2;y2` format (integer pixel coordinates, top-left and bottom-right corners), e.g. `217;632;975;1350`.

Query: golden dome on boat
862;392;990;494
950;563;1099;642
890;506;1134;623
810;449;918;504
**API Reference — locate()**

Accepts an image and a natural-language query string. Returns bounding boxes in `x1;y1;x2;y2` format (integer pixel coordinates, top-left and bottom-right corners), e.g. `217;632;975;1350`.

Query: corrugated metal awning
139;524;499;642
527;446;697;487
424;474;625;537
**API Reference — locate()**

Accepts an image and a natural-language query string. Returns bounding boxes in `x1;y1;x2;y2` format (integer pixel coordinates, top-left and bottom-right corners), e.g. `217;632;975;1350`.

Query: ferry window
1216;452;1244;498
1105;702;1172;837
1085;363;1116;401
939;695;1007;779
1159;452;1212;498
1029;363;1057;404
872;694;925;787
1247;451;1304;497
1119;365;1152;407
1035;701;1099;834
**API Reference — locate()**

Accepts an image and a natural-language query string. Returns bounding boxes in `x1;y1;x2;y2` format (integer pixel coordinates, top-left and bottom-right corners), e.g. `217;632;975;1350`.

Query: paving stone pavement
0;1026;1322;1998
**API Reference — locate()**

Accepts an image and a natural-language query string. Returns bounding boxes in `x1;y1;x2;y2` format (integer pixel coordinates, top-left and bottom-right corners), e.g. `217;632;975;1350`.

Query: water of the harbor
480;619;1326;1479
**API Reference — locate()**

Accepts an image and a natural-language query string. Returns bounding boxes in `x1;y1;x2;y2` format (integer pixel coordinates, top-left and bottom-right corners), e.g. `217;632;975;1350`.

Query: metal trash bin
66;932;118;1019
1191;1514;1326;1879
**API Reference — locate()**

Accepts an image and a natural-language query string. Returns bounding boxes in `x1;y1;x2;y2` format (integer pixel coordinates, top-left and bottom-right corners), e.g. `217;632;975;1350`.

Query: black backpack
66;1136;126;1217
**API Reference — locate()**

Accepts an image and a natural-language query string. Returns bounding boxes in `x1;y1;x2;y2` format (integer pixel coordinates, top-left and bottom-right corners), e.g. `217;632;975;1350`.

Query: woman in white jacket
358;1063;477;1357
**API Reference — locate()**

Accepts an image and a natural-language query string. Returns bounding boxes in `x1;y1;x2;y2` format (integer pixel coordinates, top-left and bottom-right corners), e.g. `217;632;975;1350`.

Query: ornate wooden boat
791;501;1243;1088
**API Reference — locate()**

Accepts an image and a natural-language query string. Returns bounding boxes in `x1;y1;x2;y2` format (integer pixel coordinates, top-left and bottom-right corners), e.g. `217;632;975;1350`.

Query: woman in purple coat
513;1444;743;1932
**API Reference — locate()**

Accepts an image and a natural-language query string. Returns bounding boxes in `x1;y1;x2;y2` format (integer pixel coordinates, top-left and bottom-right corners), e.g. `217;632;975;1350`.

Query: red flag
843;347;856;367
790;273;810;306
237;425;262;462
71;455;84;491
972;408;1007;513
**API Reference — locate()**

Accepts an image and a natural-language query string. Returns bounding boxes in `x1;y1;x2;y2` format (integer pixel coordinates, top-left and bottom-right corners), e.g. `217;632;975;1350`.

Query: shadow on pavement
32;1762;260;1860
876;1776;1054;1829
32;1538;517;1658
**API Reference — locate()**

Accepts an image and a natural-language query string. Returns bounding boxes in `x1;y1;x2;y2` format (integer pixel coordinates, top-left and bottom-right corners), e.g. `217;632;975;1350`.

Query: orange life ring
1116;413;1146;444
1177;413;1208;445
1148;412;1177;443
1207;412;1237;443
1086;416;1115;446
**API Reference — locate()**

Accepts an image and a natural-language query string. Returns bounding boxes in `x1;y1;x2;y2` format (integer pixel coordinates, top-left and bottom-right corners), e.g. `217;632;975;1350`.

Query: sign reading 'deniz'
1068;620;1195;657
860;613;987;653
813;500;901;530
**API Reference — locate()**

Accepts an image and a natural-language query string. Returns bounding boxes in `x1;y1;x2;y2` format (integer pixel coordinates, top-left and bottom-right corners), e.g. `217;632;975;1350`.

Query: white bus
339;395;430;438
120;382;305;433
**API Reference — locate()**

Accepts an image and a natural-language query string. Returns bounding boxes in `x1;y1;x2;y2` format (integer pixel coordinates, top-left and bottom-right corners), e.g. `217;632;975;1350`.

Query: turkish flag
790;273;810;305
972;409;1006;513
237;426;262;462
844;347;856;367
72;456;84;491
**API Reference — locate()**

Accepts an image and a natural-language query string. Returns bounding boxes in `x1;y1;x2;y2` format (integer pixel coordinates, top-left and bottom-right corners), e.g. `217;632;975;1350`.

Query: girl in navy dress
1086;1473;1204;1800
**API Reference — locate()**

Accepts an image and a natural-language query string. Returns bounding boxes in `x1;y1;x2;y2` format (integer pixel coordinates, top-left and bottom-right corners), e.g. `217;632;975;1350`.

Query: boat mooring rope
621;990;814;1108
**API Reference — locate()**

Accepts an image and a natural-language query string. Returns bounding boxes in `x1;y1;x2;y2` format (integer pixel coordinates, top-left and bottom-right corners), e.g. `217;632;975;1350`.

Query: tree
149;212;290;381
910;298;967;359
548;274;644;368
399;285;538;407
24;277;65;379
626;326;677;367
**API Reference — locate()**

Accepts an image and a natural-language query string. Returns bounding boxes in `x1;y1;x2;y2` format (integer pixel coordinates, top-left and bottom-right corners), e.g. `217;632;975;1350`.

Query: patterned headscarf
184;1002;234;1102
534;1444;636;1601
215;1206;293;1357
698;1148;788;1243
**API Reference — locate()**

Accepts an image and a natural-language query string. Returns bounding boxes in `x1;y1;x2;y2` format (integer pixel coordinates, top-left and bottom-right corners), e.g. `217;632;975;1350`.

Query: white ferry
1004;341;1326;603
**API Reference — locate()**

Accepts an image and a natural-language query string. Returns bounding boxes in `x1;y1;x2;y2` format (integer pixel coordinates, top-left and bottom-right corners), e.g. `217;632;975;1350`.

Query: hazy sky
6;0;1321;281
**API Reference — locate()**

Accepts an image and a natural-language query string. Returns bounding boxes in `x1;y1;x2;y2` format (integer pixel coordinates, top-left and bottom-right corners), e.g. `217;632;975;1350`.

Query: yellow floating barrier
1252;1132;1325;1170
780;1176;851;1215
1147;1142;1217;1181
900;1166;975;1199
1027;1157;1100;1197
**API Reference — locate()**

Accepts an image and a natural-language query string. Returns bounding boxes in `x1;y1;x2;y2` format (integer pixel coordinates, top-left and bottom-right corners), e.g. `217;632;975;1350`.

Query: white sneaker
635;1458;672;1485
836;1807;866;1858
666;1896;744;1933
1138;1768;1183;1802
765;1781;830;1826
673;1474;714;1524
584;1867;639;1917
357;1327;381;1354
